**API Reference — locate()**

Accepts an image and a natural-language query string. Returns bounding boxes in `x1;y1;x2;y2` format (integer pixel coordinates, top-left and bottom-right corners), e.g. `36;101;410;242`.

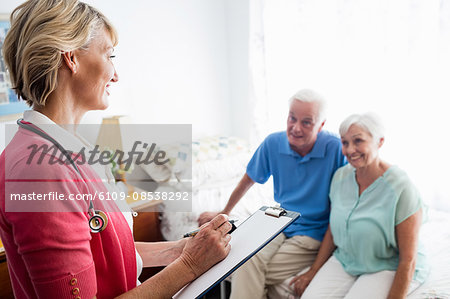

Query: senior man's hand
180;214;232;277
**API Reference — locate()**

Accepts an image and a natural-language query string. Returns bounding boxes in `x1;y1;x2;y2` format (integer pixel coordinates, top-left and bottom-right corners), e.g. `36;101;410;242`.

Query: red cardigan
0;128;137;298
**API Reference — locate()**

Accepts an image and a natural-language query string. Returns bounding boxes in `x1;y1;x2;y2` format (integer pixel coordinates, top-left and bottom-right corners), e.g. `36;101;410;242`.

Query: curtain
249;0;450;210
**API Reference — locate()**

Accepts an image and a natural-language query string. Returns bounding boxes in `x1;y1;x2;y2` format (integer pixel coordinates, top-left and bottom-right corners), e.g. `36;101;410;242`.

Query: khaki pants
230;233;321;299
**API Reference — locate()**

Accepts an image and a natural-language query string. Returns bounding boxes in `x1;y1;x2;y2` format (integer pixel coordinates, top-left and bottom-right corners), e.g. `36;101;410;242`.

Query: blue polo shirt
246;131;346;240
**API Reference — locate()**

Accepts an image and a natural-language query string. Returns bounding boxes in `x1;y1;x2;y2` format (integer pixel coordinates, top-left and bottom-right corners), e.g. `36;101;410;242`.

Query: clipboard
173;206;300;299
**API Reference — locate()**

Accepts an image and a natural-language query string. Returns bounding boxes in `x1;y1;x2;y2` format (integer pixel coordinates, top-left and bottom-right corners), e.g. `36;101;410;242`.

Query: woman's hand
197;211;221;226
289;268;316;296
174;237;188;253
134;238;189;267
288;226;336;297
119;215;231;298
180;214;232;277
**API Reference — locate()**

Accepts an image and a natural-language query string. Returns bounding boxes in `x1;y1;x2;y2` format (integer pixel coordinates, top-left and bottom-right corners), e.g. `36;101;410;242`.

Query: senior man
198;89;347;298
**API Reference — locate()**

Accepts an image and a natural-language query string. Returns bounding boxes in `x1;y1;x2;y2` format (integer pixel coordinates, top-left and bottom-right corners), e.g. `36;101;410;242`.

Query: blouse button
70;278;77;286
72;287;80;295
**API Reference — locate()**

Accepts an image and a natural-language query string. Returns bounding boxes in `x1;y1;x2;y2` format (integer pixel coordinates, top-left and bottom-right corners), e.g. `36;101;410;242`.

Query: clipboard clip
265;206;287;218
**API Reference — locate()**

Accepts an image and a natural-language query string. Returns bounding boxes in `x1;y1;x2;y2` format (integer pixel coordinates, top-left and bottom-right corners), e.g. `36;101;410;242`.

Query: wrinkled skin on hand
180;214;232;277
197;211;222;226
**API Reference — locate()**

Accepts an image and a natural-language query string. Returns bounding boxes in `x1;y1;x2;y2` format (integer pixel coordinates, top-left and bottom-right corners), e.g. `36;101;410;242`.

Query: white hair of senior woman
339;112;385;143
288;89;326;122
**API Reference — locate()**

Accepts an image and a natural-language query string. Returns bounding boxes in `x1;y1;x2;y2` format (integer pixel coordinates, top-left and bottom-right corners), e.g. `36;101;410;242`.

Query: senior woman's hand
180;214;232;277
289;268;316;296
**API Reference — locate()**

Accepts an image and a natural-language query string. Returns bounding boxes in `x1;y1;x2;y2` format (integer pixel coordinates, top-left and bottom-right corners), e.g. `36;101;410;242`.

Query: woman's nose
111;68;119;82
346;143;356;154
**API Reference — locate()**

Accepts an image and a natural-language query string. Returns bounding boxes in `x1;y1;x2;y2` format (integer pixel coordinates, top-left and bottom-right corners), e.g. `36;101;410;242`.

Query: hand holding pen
178;214;232;277
184;219;238;238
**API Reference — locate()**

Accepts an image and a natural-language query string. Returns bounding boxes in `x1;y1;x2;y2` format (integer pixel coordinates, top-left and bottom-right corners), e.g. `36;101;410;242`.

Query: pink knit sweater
0;127;137;298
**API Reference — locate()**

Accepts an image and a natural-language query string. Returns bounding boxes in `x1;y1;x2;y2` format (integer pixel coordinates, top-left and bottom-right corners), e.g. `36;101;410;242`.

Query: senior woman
0;0;231;298
289;113;428;299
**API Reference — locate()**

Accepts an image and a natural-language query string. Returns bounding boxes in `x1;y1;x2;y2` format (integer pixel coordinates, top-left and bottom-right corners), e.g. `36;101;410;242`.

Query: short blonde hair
2;0;118;107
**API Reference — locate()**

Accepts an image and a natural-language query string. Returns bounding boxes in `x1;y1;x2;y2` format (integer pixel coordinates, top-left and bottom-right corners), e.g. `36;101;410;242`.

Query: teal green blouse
329;165;429;283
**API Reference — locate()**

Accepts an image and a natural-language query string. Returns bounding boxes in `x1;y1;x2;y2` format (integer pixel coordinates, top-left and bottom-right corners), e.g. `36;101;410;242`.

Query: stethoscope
17;119;109;233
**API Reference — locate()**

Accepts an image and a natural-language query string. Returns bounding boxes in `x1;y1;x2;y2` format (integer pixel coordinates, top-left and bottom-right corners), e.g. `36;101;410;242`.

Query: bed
159;136;276;240
408;208;450;298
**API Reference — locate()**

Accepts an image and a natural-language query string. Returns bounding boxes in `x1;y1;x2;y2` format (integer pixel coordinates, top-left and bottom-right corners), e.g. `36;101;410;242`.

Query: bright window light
249;0;450;210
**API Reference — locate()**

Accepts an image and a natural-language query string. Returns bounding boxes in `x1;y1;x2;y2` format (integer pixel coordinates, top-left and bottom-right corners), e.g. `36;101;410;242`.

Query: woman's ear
378;137;385;148
61;51;78;74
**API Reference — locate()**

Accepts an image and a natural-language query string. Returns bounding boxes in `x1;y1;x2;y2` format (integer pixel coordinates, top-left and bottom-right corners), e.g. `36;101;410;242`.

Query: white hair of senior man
339;112;385;143
289;89;326;122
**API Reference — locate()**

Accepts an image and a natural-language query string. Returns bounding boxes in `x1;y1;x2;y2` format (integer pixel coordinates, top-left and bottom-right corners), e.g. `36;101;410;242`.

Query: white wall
0;0;251;143
225;0;251;141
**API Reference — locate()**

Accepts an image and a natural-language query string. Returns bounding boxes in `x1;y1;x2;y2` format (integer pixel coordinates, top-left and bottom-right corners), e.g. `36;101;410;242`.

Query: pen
183;220;238;238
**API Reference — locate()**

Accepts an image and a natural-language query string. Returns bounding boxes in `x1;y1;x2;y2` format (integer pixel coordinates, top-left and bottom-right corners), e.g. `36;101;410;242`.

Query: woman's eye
109;55;116;59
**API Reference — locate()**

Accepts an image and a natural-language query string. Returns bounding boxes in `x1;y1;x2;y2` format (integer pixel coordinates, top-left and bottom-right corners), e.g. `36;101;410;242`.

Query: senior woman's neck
34;92;86;126
355;158;390;180
34;105;84;126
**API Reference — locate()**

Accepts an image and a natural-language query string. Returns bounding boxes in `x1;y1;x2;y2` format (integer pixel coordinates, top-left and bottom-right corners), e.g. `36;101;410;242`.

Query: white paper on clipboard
173;206;300;299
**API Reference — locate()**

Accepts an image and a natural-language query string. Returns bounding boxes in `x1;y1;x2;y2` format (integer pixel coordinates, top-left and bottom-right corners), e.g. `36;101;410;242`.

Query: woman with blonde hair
0;0;231;298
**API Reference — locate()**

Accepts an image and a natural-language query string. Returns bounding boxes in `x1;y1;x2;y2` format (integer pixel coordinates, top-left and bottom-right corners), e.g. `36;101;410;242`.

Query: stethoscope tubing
17;119;81;173
16;118;108;232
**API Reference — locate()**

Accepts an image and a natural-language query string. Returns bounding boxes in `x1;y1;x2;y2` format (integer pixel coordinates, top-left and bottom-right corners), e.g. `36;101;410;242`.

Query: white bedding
407;209;450;298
